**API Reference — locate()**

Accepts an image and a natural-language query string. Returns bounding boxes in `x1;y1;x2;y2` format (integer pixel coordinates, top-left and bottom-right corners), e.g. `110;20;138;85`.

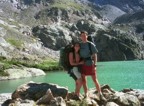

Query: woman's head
73;42;80;52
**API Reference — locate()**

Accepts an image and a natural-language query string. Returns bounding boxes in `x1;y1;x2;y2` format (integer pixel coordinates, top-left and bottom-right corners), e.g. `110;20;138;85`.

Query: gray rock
12;81;68;100
106;102;119;106
0;93;11;105
50;97;66;106
0;37;11;47
122;89;144;106
0;68;46;80
0;46;7;57
0;27;6;37
113;92;140;106
36;89;55;104
32;25;72;50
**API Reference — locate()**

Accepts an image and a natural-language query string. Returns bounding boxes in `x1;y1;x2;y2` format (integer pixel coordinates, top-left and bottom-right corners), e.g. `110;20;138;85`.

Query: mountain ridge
92;0;144;13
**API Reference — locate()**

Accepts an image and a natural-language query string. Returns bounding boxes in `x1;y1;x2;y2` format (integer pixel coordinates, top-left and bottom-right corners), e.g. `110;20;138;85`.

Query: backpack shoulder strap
88;42;92;55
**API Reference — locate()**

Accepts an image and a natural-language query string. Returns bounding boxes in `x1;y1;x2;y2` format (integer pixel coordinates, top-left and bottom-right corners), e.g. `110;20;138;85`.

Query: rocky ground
0;81;144;106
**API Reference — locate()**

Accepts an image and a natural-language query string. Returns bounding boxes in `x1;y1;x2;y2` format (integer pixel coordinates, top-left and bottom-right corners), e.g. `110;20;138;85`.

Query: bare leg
91;74;107;101
75;78;82;96
82;74;88;97
91;74;101;93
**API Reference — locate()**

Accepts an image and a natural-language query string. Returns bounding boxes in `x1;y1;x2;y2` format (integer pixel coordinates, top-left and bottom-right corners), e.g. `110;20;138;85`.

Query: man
79;31;106;101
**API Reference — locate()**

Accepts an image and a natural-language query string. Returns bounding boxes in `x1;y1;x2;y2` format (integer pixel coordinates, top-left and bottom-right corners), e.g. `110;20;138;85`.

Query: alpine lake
0;60;144;93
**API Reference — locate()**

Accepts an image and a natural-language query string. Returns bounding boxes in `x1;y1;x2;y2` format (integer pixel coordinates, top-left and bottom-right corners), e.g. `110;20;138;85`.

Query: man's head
80;31;88;42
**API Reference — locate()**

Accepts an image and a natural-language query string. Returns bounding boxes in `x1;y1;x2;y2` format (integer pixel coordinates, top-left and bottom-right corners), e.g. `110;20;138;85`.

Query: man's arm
92;53;97;66
90;42;98;66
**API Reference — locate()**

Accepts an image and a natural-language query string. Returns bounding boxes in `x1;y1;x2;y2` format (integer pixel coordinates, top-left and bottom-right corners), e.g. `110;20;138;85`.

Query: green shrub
51;0;83;10
7;38;23;49
0;62;10;76
0;57;61;76
0;56;6;61
0;70;9;76
33;60;61;71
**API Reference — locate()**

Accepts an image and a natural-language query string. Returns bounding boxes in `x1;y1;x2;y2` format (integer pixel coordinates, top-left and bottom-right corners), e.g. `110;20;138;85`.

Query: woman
69;42;84;97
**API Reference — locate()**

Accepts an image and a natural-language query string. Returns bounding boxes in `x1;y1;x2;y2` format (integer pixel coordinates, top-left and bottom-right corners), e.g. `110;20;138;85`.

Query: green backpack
59;44;74;73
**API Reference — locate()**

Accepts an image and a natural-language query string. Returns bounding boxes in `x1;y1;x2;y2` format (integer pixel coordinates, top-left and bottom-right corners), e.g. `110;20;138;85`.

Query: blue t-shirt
80;41;98;66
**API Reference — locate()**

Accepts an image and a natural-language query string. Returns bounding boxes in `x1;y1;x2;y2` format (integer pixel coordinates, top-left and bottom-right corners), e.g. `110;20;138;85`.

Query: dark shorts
69;67;81;81
81;64;96;75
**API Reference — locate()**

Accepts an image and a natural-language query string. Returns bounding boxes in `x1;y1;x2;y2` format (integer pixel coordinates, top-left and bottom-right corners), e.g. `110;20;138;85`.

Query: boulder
0;68;46;80
122;89;144;106
12;81;68;100
0;93;11;105
106;102;119;106
87;84;141;106
49;97;66;106
36;89;55;104
112;92;140;106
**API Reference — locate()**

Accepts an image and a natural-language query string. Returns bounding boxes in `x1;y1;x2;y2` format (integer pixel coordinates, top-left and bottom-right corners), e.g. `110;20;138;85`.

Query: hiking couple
69;31;106;100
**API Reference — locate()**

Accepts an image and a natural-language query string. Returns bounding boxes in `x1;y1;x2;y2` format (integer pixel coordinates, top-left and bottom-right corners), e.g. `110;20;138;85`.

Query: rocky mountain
0;0;144;63
95;4;126;22
112;10;144;52
114;10;144;24
89;0;144;22
92;0;144;13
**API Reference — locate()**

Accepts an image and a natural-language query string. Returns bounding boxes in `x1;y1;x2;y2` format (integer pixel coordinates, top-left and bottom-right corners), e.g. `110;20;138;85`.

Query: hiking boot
84;93;89;98
73;94;82;101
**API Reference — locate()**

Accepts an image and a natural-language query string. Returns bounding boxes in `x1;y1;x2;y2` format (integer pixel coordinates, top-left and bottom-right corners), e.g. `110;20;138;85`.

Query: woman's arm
69;52;84;66
69;52;78;66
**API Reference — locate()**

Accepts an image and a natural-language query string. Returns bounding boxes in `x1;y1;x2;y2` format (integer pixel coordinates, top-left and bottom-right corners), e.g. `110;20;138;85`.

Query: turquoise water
0;60;144;93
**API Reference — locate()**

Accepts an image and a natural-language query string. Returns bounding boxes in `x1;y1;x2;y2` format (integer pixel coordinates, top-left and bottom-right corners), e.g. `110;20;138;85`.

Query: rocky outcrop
32;20;142;61
32;25;72;50
0;17;59;60
32;20;107;50
0;68;46;80
96;29;141;61
1;82;144;106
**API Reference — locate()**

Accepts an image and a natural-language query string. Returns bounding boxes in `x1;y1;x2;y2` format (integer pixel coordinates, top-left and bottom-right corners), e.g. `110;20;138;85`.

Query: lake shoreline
1;60;144;94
